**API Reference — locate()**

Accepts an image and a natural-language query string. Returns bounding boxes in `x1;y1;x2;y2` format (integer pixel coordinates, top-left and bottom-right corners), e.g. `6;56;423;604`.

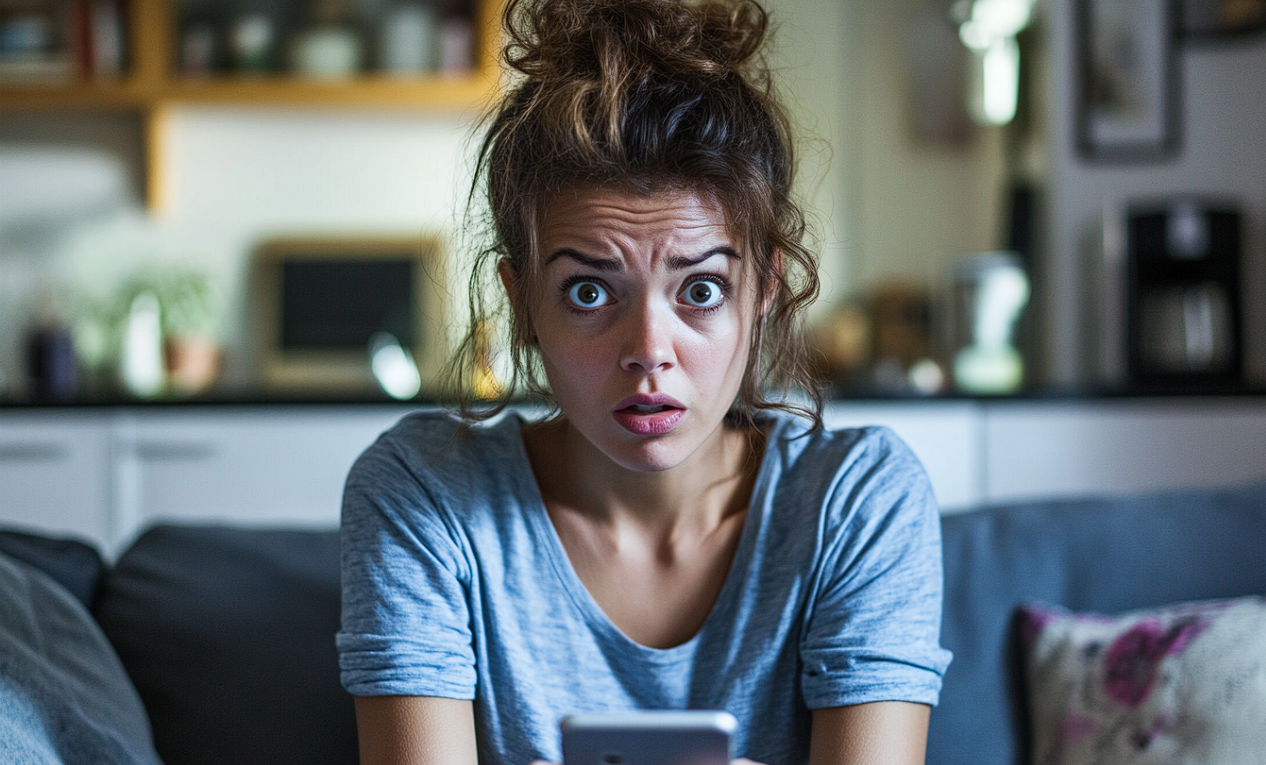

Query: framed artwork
1076;0;1180;162
1179;0;1266;39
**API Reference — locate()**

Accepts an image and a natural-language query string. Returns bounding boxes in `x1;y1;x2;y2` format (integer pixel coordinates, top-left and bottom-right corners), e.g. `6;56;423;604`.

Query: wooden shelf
0;81;152;110
160;73;496;110
0;0;503;211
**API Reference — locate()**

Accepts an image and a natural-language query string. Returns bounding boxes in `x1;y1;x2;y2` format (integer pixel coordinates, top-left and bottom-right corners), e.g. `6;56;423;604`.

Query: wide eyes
562;277;726;311
682;279;723;308
567;281;611;308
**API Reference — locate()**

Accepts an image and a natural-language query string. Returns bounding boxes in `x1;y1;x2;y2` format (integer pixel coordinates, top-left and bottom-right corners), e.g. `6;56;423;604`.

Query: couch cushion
0;528;105;610
0;551;162;765
927;483;1266;765
94;525;357;765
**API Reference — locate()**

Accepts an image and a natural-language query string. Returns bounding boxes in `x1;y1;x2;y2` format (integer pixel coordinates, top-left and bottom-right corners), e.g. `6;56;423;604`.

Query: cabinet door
983;399;1266;503
125;406;415;536
0;411;113;548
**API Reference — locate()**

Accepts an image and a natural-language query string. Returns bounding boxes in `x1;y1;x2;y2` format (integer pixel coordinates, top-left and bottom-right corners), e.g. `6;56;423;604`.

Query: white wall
0;0;1013;394
0;107;480;392
1040;3;1266;387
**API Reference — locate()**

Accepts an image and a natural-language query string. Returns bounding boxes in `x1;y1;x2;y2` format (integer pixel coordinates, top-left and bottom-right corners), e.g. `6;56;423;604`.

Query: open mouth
622;404;676;414
611;395;686;436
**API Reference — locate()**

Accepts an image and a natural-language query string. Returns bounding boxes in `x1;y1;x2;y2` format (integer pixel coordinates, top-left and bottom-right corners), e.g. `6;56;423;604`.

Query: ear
760;249;783;318
498;258;537;344
497;257;516;298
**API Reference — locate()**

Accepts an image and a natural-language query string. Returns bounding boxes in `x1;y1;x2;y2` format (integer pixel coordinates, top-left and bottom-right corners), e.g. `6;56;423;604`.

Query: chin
597;426;708;474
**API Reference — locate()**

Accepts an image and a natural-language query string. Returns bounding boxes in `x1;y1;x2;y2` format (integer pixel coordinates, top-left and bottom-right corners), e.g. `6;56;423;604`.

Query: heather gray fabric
928;483;1266;765
339;410;951;765
0;552;161;765
0;528;104;610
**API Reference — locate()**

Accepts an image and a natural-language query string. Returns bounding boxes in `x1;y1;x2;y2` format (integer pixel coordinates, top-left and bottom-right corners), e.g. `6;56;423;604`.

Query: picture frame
250;235;449;397
1076;0;1180;162
1179;0;1266;40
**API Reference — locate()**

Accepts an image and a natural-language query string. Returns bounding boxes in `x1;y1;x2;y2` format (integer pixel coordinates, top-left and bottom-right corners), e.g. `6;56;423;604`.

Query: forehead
537;186;734;257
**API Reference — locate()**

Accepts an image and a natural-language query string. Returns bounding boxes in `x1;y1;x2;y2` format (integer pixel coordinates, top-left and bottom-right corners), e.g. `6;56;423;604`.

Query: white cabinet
825;401;982;512
982;399;1266;504
123;407;409;538
0;411;114;546
0;405;414;555
2;399;1265;554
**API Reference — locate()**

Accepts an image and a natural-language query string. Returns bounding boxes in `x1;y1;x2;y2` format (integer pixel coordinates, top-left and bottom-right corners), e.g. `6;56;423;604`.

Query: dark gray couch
4;482;1265;765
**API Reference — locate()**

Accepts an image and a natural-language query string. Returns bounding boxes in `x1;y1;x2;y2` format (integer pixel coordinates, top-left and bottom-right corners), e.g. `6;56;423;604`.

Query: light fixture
953;0;1035;126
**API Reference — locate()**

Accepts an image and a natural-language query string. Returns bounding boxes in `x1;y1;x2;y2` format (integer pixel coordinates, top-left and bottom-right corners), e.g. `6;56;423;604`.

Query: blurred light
981;37;1020;125
908;358;946;395
955;0;1033;125
370;332;421;400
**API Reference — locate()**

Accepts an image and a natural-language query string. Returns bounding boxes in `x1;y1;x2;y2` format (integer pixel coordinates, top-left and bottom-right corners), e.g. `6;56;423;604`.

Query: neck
526;416;763;535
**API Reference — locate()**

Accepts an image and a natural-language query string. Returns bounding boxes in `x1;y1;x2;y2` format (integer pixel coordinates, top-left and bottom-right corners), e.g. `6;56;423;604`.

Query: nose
619;299;675;374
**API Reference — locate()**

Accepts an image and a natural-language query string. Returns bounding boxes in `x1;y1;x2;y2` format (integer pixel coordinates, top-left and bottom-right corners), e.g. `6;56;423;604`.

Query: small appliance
1092;198;1244;390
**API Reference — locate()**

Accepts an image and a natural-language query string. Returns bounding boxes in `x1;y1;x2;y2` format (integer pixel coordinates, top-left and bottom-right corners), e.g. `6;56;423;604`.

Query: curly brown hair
451;0;823;427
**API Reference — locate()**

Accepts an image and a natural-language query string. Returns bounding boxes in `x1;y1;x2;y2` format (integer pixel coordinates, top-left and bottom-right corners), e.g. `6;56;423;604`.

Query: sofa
2;481;1264;765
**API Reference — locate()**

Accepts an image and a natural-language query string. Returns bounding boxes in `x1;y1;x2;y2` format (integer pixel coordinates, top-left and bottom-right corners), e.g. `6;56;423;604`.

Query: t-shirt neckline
505;412;785;661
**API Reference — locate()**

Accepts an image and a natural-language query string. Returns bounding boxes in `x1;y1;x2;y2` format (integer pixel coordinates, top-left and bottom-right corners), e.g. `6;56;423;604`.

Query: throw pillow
1019;596;1266;765
0;551;162;765
0;528;106;609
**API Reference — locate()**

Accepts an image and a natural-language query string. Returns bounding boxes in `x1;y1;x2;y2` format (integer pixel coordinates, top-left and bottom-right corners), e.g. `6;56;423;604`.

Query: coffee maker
1126;199;1243;388
1090;198;1244;390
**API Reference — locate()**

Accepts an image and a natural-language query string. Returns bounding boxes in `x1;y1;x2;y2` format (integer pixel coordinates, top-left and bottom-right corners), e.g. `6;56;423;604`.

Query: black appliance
1126;199;1243;388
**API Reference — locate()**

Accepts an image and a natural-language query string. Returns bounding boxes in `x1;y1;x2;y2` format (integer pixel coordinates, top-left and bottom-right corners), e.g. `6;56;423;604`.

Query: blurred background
1;0;1264;403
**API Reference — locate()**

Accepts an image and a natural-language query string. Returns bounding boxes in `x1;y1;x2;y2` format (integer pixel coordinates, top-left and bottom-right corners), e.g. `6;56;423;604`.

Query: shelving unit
0;0;503;211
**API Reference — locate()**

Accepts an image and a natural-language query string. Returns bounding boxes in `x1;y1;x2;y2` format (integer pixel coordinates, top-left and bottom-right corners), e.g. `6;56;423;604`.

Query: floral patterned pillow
1018;596;1266;765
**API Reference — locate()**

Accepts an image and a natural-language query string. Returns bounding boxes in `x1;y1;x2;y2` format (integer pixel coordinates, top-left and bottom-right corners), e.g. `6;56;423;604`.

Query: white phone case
560;710;737;765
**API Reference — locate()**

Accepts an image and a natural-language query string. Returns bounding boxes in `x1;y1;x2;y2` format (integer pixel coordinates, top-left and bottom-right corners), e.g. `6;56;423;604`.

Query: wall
0;0;1008;394
845;0;1009;294
1040;3;1266;387
0;108;475;391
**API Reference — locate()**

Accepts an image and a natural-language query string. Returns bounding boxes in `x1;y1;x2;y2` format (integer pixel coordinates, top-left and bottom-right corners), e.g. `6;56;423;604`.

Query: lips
612;393;686;436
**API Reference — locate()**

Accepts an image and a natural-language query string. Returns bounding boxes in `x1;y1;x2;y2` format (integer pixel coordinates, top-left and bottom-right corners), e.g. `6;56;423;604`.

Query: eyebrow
545;246;740;271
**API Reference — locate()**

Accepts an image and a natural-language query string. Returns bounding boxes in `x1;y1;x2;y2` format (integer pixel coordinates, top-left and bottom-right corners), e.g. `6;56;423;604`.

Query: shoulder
763;411;928;495
347;409;523;491
759;410;938;543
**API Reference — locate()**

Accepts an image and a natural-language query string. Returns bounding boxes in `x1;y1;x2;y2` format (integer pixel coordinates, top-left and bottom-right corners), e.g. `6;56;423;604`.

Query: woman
337;1;951;763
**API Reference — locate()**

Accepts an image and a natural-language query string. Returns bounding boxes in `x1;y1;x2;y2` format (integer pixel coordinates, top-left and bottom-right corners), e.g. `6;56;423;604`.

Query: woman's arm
809;702;931;765
355;695;478;765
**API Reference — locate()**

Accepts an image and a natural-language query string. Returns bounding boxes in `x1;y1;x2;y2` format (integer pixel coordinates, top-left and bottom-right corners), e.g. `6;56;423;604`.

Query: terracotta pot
164;336;221;396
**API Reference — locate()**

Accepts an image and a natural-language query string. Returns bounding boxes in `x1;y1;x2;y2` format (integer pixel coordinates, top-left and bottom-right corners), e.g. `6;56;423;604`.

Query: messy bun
455;0;822;426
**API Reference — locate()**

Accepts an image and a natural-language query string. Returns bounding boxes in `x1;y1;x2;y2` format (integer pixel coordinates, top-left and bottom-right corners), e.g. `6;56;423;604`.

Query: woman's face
513;186;760;473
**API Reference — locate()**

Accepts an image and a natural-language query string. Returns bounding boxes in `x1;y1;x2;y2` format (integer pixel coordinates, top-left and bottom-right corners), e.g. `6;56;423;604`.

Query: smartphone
560;710;737;765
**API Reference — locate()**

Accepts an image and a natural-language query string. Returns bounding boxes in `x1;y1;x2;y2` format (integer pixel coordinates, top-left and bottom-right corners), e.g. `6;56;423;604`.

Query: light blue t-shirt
338;410;951;765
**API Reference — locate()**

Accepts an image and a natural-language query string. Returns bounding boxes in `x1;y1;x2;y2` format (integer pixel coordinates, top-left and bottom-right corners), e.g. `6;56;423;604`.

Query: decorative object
290;27;361;78
950;252;1029;394
1077;0;1179;161
1019;597;1266;765
438;12;474;75
229;14;274;73
1180;0;1266;38
114;267;223;398
381;3;437;75
119;291;164;398
250;235;447;396
292;0;363;78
